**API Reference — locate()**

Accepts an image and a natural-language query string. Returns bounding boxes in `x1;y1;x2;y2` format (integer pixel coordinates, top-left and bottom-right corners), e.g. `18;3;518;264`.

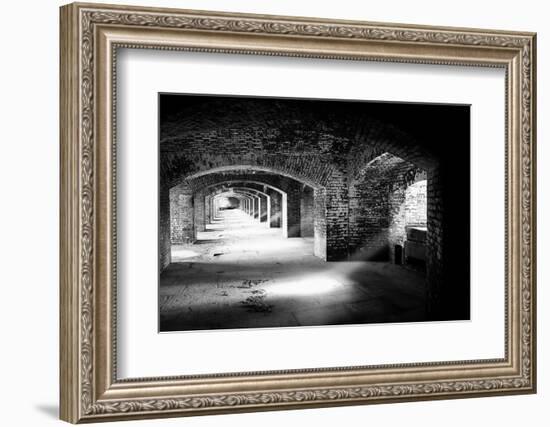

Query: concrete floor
160;208;427;332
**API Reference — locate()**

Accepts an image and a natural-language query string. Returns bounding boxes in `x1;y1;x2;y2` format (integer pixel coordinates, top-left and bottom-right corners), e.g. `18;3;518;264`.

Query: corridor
159;206;427;331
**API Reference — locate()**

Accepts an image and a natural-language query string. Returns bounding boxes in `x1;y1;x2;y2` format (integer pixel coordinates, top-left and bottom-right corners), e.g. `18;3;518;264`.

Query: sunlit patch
172;249;201;260
268;275;340;296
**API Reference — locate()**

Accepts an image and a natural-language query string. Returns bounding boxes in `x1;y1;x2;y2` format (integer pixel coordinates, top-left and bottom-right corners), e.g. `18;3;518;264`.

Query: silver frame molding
60;2;537;423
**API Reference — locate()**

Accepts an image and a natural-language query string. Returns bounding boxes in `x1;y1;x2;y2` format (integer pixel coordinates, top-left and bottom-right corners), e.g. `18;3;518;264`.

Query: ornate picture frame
60;2;536;423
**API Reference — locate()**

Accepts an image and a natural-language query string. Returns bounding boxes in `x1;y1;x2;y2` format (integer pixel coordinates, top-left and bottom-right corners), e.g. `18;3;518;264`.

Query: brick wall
349;154;397;260
325;167;349;261
169;184;194;244
406;180;427;226
159;186;171;271
348;173;389;262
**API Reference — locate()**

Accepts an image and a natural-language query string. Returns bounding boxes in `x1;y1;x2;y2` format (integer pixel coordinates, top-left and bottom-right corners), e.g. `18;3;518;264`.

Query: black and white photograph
158;94;471;332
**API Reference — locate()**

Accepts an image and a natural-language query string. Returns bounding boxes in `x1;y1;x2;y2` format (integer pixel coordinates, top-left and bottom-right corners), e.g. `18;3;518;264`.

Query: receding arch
206;185;273;228
182;164;325;190
201;179;286;195
211;191;254;218
211;187;267;223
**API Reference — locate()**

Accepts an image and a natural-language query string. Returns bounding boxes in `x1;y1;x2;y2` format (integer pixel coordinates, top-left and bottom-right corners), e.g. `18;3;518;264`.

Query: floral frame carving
60;2;537;423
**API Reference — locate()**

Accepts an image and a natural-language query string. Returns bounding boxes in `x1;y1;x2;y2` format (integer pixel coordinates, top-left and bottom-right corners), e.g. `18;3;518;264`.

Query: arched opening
207;186;272;225
216;195;240;210
348;152;429;265
402;179;427;269
164;171;326;270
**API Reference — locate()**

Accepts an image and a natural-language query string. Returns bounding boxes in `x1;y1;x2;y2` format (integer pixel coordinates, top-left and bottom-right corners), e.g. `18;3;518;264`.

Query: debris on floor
240;290;273;313
237;279;268;289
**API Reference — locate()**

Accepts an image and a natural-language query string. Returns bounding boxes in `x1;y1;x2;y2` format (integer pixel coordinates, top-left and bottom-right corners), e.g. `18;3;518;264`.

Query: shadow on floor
35;404;58;419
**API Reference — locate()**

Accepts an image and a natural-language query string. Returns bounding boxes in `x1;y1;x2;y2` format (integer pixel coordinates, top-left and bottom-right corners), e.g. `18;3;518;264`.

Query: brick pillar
194;191;206;233
259;193;269;223
267;188;282;228
300;185;314;237
281;192;288;237
313;188;327;260
325;170;349;260
256;196;262;222
266;193;271;224
205;194;211;225
159;185;171;272
169;183;194;244
252;196;260;221
286;181;301;237
426;168;442;318
213;197;218;218
427;165;470;321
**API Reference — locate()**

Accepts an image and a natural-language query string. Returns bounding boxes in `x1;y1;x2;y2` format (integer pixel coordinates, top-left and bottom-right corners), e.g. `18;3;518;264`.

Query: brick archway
161;167;328;269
